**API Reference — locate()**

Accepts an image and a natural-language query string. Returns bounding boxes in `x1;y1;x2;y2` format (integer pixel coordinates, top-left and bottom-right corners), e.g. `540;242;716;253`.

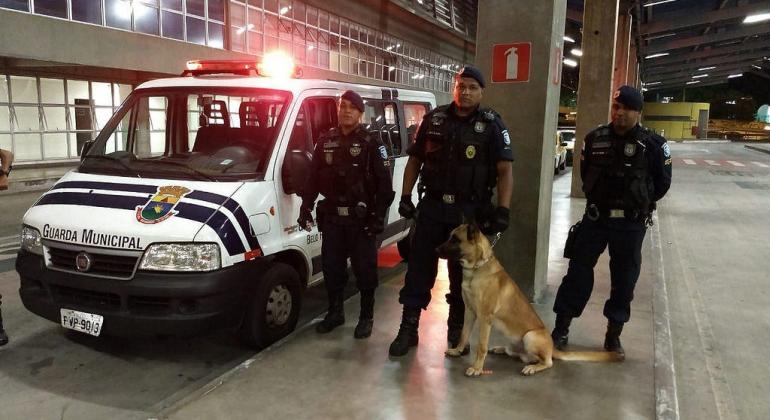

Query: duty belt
586;204;626;221
334;206;353;216
425;190;478;204
608;209;625;218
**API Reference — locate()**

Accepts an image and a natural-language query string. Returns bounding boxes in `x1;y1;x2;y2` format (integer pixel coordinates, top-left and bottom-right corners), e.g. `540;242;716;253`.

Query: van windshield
79;87;292;181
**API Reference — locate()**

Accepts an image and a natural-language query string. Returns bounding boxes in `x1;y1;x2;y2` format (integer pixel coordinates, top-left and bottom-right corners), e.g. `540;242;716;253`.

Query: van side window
403;102;430;146
364;100;401;157
124;95;167;158
287;98;337;153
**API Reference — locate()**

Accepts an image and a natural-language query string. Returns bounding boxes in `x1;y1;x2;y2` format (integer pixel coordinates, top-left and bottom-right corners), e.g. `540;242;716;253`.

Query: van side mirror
560;141;568;147
80;140;95;160
282;149;312;195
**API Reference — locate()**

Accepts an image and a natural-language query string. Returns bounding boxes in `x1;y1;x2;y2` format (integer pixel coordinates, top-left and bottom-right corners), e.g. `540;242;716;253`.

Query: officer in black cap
298;90;395;339
389;66;514;356
551;85;672;357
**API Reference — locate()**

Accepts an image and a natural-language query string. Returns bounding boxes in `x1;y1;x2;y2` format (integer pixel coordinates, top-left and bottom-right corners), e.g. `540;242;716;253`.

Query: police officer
0;148;12;346
298;90;394;339
389;66;514;357
551;85;672;356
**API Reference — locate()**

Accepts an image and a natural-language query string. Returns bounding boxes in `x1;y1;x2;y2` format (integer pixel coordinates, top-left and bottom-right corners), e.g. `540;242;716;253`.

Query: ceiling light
642;88;649;92
645;81;662;86
698;66;716;71
692;74;708;79
752;65;762;69
644;0;678;7
236;23;254;35
564;36;576;43
645;32;677;40
744;13;770;24
563;58;578;67
727;73;743;78
645;52;670;59
279;6;291;15
686;81;700;85
571;49;583;57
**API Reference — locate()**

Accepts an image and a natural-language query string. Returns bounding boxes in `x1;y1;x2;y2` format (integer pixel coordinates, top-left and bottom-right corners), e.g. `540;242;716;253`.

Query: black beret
341;90;365;113
613;85;643;112
457;66;485;88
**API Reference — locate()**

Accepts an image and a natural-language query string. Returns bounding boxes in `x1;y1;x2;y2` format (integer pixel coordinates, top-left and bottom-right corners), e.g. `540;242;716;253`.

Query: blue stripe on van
35;192;247;256
49;181;259;251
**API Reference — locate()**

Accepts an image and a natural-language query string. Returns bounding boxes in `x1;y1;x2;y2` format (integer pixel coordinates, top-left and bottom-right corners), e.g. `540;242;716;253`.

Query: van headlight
139;243;221;272
20;226;43;255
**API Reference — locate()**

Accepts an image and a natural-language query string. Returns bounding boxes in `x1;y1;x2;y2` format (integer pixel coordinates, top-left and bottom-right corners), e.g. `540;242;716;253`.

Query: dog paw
445;348;462;357
489;346;507;355
465;366;485;377
521;366;536;376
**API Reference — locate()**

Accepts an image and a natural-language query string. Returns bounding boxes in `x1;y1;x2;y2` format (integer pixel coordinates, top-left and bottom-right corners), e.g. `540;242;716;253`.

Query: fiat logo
75;252;93;272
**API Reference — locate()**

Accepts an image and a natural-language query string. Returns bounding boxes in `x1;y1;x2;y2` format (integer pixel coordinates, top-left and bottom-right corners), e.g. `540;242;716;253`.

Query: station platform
157;174;667;420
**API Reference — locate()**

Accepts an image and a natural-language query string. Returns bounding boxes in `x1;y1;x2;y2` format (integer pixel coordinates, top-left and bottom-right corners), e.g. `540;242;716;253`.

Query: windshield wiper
153;159;218;182
82;154;141;178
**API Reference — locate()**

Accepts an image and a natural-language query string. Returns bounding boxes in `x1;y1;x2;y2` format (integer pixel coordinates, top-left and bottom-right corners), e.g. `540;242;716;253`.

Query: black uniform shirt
581;123;672;202
302;125;393;215
407;103;514;163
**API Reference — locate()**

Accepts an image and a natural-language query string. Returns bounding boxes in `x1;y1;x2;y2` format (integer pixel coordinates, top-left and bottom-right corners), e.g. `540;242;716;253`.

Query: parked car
554;132;567;174
557;128;576;166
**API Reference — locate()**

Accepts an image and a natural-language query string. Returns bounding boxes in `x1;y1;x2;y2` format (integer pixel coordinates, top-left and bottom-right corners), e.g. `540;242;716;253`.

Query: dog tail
552;349;624;362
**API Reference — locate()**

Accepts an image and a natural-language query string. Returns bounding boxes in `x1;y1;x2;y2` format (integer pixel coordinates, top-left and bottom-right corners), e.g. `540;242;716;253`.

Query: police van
16;54;435;348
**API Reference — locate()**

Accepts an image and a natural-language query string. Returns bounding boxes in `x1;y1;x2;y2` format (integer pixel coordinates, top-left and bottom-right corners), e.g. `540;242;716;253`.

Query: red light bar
182;54;302;78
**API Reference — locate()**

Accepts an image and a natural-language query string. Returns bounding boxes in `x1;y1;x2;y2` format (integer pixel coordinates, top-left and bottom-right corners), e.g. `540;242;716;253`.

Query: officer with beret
389;66;514;356
298;90;395;339
551;85;672;356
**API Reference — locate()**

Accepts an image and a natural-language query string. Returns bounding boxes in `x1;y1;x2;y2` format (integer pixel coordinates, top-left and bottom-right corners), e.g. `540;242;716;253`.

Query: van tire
239;262;302;349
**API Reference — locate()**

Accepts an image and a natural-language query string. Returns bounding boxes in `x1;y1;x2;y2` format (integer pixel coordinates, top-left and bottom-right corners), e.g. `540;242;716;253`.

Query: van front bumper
16;250;269;337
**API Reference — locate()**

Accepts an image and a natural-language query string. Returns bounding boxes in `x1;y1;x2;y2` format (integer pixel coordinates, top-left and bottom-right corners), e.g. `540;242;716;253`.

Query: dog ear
466;221;479;241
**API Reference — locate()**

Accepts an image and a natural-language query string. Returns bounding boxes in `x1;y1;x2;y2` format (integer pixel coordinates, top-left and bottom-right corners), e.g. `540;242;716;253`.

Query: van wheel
239;263;302;349
397;228;413;261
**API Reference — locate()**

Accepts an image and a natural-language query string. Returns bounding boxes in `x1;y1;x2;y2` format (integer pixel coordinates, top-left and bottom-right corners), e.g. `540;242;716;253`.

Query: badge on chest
624;142;637;157
350;143;362;157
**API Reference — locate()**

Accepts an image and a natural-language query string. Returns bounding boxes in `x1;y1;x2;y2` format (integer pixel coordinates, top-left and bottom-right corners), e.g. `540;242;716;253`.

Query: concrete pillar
476;0;567;301
612;11;632;92
628;43;639;89
570;0;620;198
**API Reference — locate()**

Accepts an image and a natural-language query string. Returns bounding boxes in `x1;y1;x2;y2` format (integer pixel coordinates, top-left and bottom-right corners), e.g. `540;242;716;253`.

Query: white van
17;57;435;348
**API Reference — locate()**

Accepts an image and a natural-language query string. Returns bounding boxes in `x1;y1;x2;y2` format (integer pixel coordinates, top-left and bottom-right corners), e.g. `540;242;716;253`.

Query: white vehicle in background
17;55;435;348
554;131;567;174
557;128;576;166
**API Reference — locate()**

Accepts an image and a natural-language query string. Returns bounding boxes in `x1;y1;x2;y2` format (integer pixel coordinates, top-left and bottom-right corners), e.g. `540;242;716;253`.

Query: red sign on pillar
492;42;531;83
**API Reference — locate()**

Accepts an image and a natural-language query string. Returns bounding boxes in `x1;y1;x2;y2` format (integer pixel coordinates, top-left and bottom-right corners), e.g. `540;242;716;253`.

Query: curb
745;145;770;155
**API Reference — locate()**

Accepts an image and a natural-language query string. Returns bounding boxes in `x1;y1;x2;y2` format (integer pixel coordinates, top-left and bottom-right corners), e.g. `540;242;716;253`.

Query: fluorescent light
645;52;670;59
279;6;291;15
698;66;716;71
570;49;583;57
692;74;709;79
563;58;578;67
307;45;315;50
388;66;396;72
645;81;662;86
727;73;743;78
752;65;762;70
236;23;254;35
644;0;678;7
646;32;677;41
686;81;700;85
564;36;576;43
744;13;770;24
642;88;649;92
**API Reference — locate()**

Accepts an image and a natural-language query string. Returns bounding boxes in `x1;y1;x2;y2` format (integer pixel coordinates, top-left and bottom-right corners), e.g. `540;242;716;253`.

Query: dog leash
489;232;502;248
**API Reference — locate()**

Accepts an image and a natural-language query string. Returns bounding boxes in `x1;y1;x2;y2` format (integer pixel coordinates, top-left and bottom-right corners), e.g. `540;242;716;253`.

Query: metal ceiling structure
567;0;770;92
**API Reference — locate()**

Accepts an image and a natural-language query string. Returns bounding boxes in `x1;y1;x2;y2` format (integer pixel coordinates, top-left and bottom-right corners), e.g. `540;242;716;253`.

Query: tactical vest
318;128;370;207
421;106;497;201
582;126;653;216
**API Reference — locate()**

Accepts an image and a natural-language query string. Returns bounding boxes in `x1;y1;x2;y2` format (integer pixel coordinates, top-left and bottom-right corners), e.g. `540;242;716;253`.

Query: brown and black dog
436;223;623;376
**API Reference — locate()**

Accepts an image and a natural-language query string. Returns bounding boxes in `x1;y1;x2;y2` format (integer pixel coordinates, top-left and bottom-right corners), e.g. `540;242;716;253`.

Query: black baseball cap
341;90;365;113
457;66;485;88
613;85;644;112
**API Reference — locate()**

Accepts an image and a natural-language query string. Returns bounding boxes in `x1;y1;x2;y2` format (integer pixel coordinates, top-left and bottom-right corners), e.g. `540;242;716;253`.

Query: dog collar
469;256;492;269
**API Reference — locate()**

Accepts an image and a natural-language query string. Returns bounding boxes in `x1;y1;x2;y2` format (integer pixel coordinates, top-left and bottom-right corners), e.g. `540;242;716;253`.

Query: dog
436;223;623;376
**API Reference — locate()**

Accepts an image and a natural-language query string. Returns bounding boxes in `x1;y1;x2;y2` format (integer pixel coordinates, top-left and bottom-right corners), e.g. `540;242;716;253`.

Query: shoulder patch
662;142;671;158
378;145;388;160
502;129;511;146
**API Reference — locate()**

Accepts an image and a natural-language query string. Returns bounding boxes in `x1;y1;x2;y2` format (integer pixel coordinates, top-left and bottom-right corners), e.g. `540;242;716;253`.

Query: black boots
447;303;469;355
389;306;421;356
316;292;345;334
604;322;625;356
0;307;8;347
354;289;375;339
551;314;572;351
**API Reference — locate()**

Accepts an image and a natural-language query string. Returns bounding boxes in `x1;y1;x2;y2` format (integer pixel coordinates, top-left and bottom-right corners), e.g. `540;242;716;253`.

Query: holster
316;200;328;232
563;220;582;259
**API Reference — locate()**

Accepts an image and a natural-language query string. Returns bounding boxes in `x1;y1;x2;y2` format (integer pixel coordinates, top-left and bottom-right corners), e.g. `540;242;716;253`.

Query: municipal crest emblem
474;121;486;133
624;142;637;157
465;145;476;159
350;144;362;157
136;185;191;224
431;114;444;126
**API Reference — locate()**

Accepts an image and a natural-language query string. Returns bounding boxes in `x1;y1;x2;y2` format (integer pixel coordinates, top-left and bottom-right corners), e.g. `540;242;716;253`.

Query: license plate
60;308;103;337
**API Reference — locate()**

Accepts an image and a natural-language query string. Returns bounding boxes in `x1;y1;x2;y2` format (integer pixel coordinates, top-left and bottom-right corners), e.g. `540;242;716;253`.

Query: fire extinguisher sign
491;42;531;83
